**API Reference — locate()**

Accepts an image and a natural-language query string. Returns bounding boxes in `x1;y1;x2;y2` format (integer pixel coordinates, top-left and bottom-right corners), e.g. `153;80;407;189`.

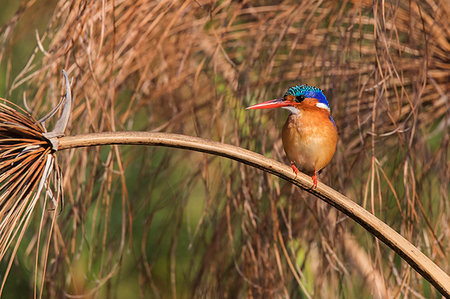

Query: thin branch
57;131;450;297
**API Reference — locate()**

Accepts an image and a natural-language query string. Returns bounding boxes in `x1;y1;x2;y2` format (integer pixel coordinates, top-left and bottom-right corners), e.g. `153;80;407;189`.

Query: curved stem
57;131;450;296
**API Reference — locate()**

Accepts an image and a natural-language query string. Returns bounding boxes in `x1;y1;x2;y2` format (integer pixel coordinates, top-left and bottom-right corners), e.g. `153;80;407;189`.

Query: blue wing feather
329;115;336;128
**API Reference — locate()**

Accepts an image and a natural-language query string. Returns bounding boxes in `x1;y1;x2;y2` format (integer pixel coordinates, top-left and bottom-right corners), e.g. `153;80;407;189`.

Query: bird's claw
290;162;299;179
311;171;318;189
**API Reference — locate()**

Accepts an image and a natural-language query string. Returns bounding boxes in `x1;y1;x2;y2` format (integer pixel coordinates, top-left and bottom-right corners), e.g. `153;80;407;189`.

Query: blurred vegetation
0;0;448;298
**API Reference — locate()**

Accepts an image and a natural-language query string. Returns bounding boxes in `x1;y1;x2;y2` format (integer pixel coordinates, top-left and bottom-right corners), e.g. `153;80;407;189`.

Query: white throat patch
282;106;300;114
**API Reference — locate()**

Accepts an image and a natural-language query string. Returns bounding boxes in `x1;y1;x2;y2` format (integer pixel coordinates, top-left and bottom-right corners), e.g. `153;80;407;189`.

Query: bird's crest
284;84;330;109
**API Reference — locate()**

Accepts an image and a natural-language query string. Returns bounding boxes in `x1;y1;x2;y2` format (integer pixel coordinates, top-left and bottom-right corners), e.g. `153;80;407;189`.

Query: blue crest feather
284;84;329;108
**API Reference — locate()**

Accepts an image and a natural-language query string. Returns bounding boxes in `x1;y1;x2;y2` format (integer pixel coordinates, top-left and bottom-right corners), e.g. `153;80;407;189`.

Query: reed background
0;0;448;298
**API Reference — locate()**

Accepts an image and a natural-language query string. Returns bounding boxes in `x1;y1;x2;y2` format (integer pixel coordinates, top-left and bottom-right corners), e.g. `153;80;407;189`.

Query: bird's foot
290;162;299;179
311;171;318;189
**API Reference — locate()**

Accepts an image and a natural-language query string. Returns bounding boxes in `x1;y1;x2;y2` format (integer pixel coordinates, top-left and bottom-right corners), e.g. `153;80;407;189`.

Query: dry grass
0;99;62;296
0;0;448;297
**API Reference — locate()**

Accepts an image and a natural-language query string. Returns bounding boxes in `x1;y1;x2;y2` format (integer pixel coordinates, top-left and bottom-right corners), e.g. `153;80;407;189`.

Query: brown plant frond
0;99;62;293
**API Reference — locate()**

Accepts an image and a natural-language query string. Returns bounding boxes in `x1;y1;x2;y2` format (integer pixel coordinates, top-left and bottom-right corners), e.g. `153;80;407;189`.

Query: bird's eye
295;95;305;103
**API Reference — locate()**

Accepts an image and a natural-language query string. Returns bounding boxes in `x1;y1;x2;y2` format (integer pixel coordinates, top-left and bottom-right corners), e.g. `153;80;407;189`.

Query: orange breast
281;107;337;175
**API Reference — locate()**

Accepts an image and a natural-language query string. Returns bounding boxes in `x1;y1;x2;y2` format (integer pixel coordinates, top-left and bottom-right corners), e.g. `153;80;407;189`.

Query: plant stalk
57;131;450;297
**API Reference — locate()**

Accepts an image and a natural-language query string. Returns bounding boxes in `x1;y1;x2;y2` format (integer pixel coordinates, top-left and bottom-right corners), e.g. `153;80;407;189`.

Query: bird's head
246;84;330;114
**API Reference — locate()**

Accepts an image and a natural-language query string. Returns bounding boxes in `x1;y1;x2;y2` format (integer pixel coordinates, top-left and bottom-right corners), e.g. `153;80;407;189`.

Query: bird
247;84;337;188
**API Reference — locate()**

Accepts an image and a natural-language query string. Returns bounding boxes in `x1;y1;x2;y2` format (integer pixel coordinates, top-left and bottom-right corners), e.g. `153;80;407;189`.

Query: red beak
246;98;290;110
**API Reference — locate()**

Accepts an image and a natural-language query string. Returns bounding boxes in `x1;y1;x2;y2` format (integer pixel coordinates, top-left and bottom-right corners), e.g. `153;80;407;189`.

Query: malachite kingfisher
247;84;338;188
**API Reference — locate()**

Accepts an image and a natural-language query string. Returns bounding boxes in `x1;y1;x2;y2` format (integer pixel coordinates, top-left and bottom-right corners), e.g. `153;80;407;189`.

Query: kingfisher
247;84;338;188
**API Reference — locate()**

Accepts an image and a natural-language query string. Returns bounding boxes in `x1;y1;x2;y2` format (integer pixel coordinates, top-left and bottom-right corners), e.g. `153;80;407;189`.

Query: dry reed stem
56;131;450;297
